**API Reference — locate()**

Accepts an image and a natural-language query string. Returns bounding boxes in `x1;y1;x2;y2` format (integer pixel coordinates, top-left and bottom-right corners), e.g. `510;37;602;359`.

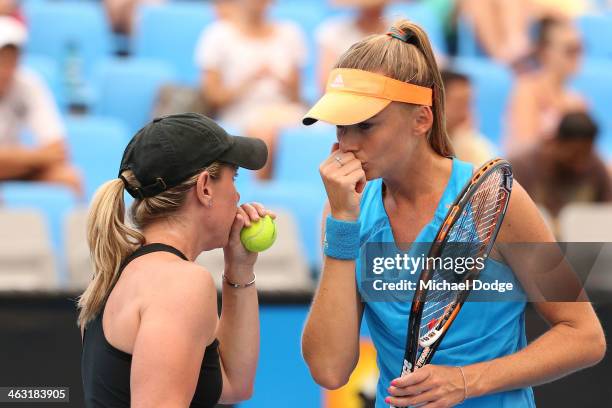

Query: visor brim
302;92;391;126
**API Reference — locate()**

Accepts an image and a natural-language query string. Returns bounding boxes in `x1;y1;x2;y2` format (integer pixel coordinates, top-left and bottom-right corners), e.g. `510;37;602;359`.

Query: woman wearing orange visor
301;20;605;408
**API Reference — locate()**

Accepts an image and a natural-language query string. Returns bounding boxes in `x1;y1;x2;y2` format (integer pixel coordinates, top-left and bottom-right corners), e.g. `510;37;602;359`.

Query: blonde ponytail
77;178;144;327
335;19;454;157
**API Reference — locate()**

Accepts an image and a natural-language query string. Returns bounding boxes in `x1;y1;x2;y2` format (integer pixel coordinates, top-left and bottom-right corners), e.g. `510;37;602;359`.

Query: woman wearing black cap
78;113;270;407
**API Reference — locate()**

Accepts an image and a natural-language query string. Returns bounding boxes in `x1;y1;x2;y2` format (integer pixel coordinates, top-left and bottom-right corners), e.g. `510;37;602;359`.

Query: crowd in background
0;0;611;267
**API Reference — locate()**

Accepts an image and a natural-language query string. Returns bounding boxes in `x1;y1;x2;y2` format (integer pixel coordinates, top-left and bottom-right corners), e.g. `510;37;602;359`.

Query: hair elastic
386;27;419;47
119;174;130;190
387;27;412;43
119;174;143;199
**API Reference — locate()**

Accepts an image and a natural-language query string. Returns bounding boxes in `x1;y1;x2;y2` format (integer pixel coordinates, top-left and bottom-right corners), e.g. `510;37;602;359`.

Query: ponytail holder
119;174;130;189
386;27;417;46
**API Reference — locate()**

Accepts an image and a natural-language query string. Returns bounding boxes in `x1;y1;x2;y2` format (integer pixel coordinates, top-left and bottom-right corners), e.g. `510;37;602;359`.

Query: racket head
401;159;513;374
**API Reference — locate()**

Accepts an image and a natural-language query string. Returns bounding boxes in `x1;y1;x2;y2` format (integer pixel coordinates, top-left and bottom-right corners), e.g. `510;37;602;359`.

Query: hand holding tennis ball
240;215;277;252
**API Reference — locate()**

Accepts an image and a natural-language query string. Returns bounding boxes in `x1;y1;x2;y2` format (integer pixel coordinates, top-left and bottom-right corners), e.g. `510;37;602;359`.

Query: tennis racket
395;158;513;395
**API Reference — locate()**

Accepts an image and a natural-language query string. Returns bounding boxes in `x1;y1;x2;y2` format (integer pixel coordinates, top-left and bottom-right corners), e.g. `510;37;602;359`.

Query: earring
207;198;213;208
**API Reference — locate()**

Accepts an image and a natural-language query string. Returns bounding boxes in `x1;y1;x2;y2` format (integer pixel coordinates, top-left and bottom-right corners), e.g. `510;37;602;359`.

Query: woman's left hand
223;202;276;280
385;365;467;408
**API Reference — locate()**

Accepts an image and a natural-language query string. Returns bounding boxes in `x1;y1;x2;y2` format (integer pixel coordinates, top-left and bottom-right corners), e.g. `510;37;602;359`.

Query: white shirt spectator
195;20;307;128
0;67;64;146
315;16;376;60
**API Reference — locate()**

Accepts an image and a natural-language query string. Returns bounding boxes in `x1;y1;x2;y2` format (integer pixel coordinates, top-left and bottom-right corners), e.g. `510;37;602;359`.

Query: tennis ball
240;215;277;252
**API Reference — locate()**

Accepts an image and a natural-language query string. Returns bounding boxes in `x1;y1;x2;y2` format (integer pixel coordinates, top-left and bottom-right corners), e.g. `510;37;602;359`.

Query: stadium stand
92;57;175;134
0;208;57;291
133;2;215;84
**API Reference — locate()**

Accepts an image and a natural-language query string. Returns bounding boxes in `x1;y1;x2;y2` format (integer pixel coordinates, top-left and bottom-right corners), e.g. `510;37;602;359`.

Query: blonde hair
335;19;454;157
77;162;223;328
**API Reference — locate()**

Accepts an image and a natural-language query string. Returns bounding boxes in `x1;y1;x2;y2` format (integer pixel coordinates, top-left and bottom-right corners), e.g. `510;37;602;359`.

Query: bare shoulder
498;180;555;243
138;256;217;316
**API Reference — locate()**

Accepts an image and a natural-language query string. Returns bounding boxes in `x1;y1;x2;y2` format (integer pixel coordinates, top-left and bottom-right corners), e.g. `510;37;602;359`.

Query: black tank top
81;243;223;408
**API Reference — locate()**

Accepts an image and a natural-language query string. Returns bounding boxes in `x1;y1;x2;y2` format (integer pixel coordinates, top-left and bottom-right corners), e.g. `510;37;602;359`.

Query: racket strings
402;163;513;376
417;168;510;341
448;173;500;253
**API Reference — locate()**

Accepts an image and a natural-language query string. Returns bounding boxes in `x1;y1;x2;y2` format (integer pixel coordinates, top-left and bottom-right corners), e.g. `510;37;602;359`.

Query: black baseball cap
119;113;268;199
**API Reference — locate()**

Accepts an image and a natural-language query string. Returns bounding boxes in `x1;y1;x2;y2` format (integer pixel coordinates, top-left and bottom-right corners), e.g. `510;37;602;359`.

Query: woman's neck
382;144;452;204
239;12;270;35
142;219;203;262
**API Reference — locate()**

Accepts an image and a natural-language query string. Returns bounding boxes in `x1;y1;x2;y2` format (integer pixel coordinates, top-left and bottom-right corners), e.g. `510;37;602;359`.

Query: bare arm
317;46;337;94
216;263;259;403
302;143;367;389
460;0;530;63
0;140;67;180
302;201;364;389
463;182;606;397
131;264;218;408
505;79;540;153
201;69;251;111
103;0;139;34
283;67;301;103
0;147;42;179
216;203;269;403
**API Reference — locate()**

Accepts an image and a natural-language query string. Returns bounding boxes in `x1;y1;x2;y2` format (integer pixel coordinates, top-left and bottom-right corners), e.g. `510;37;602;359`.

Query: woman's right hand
319;143;366;222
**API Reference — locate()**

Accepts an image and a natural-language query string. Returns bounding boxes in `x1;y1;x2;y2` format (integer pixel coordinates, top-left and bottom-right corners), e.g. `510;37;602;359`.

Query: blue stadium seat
65;116;129;200
133;3;215;85
386;2;448;54
275;124;337;185
456;17;484;58
577;14;612;59
451;58;514;146
571;59;612;159
0;183;76;265
24;1;112;78
597;128;612;161
92;58;176;135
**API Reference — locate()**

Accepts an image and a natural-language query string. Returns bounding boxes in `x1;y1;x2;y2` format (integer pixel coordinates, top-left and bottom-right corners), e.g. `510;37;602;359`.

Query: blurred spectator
0;17;81;194
195;0;307;179
0;0;22;22
510;112;612;224
505;17;587;154
315;0;390;91
104;0;166;35
442;69;495;166
213;0;239;21
530;0;593;18
458;0;532;65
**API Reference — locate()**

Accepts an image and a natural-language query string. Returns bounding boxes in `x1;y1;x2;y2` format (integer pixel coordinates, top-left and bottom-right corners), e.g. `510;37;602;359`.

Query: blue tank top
356;158;535;407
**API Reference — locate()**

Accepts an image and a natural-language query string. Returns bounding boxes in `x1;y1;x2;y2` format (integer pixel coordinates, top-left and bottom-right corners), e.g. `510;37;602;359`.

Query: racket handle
388;360;413;408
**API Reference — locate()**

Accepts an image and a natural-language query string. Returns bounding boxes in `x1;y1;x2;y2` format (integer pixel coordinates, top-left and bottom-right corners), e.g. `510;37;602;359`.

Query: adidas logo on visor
330;74;344;88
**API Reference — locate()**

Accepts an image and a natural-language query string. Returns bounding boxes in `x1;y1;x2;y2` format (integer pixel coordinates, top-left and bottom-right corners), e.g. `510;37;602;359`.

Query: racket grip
388;360;413;408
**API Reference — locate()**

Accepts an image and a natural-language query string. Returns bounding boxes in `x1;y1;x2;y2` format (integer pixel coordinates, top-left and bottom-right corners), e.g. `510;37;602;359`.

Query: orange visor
302;68;433;126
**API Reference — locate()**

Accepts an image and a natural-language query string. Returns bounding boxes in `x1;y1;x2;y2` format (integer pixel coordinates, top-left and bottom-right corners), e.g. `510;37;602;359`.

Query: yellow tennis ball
240;215;277;252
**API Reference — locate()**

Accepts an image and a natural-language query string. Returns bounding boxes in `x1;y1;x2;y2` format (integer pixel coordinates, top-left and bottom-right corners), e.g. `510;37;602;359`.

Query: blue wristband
323;215;361;260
